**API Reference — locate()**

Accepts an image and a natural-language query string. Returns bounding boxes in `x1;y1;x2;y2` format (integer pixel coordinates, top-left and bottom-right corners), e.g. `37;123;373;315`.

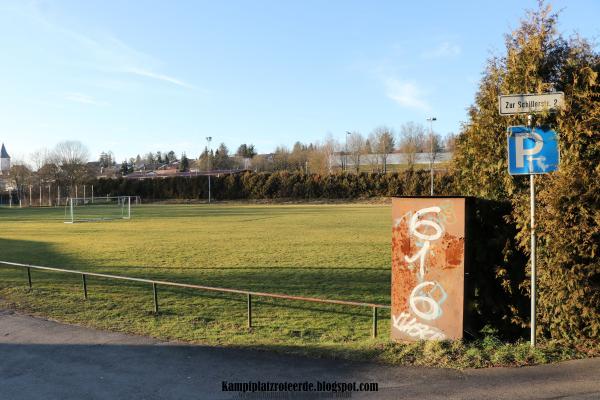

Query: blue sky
1;0;598;163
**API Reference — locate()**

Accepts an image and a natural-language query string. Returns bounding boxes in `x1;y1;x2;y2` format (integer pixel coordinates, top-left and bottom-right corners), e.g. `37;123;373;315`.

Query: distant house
155;169;180;177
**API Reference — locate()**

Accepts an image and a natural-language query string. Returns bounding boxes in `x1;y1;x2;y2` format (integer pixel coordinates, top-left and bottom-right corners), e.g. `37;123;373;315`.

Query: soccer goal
64;196;137;223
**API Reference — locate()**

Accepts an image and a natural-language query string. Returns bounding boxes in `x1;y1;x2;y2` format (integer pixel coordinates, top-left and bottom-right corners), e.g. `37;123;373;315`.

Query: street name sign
507;126;559;175
499;92;564;115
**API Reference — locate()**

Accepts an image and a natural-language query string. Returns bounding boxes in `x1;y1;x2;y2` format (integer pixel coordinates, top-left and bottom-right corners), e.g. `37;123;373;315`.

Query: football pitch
0;203;392;358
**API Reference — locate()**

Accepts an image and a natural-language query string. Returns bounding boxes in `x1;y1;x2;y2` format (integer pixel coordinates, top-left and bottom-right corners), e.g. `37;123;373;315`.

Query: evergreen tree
167;150;177;163
236;143;257;159
453;2;600;340
179;153;189;172
120;161;129;176
213;143;232;169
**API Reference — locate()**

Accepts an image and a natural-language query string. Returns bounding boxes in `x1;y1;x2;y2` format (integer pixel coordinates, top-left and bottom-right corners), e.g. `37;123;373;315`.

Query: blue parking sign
507;126;559;175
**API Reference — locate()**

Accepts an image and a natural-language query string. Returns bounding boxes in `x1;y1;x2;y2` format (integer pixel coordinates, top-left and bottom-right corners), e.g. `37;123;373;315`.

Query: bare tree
9;162;32;203
444;133;457;152
322;133;339;173
398;122;426;169
364;136;379;172
346;131;365;173
272;146;290;171
370;126;395;173
251;154;272;172
304;142;327;175
30;148;51;172
52;141;91;188
289;142;309;172
424;132;444;168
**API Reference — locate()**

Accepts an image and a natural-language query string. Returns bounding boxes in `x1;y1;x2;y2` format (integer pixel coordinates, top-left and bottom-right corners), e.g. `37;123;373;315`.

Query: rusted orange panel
391;197;466;341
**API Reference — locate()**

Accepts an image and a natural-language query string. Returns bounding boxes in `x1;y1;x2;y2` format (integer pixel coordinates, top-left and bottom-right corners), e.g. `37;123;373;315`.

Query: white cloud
385;78;430;111
24;2;194;91
422;41;461;59
123;67;193;89
63;92;108;106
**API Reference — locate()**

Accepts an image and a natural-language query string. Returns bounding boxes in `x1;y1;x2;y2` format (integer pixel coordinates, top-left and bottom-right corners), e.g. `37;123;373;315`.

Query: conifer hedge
453;4;599;341
91;169;455;201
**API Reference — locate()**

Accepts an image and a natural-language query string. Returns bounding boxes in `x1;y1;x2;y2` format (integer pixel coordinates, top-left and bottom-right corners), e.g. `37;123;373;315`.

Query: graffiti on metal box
391;198;466;341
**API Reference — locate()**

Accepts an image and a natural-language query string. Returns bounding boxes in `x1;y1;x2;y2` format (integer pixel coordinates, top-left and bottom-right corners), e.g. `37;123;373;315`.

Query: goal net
64;196;138;223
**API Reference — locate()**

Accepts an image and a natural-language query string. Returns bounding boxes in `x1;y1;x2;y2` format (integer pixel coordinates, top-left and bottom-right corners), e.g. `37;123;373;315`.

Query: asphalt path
0;309;598;400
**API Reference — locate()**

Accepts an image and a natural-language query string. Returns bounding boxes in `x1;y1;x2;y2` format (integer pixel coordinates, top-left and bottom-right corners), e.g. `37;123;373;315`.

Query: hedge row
90;170;456;201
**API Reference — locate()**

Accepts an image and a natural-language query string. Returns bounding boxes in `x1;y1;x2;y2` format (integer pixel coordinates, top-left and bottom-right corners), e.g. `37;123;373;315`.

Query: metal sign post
500;92;562;347
527;115;537;348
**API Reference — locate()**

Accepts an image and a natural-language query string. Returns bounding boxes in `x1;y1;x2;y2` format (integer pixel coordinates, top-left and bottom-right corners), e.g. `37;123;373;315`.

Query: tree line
9;141;94;202
100;123;455;177
7;119;455;193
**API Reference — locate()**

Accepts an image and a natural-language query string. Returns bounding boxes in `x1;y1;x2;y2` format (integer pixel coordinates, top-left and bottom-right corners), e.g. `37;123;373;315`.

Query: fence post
153;283;159;313
247;293;252;328
82;274;88;299
372;307;378;338
27;267;32;290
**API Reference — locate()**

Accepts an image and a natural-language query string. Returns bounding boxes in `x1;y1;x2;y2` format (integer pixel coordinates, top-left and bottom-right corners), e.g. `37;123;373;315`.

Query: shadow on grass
0;237;83;275
83;265;391;305
0;237;389;340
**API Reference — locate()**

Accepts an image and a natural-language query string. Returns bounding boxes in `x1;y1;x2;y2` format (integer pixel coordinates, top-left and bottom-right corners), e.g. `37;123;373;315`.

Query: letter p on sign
507;126;559;175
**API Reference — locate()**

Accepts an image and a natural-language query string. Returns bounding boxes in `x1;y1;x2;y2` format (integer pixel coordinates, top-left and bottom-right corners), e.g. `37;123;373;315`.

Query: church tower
0;143;10;175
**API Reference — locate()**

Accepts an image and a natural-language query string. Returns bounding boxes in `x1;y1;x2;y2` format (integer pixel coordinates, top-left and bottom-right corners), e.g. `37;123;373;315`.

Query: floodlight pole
528;114;537;348
48;185;51;207
426;117;437;196
206;136;212;204
345;131;351;172
91;185;94;204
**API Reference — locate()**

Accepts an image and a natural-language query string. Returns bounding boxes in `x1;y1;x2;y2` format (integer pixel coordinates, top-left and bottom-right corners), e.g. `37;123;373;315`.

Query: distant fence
122;168;248;180
0;260;390;338
1;184;103;208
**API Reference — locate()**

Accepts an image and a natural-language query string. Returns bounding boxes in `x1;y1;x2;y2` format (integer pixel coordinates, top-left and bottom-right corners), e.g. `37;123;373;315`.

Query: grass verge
1;283;597;369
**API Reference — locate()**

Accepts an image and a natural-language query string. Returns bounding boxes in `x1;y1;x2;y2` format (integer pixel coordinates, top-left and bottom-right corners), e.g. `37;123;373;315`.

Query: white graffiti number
409;281;447;321
403;206;447;322
409;206;443;241
404;207;443;280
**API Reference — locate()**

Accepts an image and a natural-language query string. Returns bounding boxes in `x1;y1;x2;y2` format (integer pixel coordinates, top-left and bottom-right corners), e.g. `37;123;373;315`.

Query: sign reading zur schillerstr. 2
499;92;564;115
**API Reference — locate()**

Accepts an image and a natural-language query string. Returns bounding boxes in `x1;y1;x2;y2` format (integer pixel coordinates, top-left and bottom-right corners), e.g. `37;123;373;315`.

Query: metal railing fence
0;260;390;338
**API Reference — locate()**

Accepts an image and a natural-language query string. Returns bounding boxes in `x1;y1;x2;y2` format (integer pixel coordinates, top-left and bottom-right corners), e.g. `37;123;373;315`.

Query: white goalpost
64;196;138;223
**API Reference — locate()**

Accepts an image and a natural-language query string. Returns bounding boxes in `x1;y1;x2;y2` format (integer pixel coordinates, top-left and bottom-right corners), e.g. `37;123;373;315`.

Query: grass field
0;204;394;357
0;203;594;367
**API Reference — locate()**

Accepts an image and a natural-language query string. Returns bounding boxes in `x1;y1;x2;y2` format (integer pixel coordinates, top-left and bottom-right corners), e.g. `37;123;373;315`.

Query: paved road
0;309;598;400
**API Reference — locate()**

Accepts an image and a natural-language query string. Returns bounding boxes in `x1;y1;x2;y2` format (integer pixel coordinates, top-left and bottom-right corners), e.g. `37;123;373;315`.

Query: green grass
0;203;595;367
